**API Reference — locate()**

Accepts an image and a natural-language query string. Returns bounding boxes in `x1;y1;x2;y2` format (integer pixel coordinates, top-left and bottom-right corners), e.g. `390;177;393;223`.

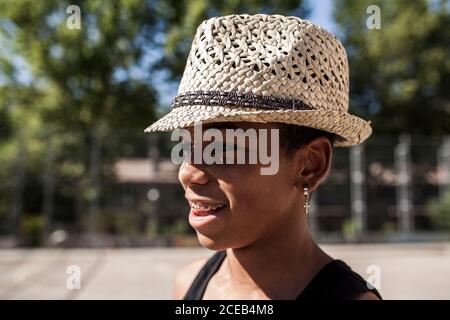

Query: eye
208;142;237;157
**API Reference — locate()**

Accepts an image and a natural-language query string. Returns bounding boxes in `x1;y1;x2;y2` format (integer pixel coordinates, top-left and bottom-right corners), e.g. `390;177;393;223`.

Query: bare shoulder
172;257;209;299
355;291;381;300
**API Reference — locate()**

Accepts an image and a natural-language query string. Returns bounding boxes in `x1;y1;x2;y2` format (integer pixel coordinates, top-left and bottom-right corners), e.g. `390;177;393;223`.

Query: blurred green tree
0;0;158;132
0;0;159;239
334;0;450;136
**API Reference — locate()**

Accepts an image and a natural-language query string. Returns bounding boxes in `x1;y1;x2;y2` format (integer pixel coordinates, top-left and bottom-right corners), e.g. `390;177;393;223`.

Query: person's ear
296;137;333;193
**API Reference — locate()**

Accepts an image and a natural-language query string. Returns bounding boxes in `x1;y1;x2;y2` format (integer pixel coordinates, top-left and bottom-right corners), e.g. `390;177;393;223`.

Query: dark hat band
171;91;316;111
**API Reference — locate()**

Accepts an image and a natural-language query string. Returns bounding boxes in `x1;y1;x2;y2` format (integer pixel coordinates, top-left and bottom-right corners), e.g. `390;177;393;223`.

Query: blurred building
112;158;186;229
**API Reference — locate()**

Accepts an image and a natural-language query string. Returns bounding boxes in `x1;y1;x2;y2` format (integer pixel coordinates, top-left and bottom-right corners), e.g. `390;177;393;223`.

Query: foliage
334;0;450;136
20;214;44;246
428;190;450;230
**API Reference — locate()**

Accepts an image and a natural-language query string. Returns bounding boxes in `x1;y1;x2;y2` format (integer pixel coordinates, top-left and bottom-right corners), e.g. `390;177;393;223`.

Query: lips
188;200;227;216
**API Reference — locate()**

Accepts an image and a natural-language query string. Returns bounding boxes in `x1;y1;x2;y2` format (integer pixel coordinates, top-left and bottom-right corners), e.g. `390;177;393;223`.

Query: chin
196;232;231;251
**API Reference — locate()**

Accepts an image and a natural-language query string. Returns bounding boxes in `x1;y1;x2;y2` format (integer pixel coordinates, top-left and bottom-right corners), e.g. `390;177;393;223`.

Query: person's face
178;122;306;250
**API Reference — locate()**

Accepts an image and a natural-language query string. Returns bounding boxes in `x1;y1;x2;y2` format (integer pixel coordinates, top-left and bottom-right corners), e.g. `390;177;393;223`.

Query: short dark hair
277;123;337;154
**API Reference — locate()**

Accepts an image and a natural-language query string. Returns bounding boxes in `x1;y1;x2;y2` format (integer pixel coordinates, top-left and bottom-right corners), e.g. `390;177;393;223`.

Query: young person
145;14;381;300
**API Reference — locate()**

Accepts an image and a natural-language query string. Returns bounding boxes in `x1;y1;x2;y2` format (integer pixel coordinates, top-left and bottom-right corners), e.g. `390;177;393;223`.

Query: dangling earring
303;185;310;215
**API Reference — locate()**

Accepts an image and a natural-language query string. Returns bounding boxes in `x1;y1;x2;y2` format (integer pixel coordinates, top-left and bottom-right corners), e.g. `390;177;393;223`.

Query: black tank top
184;251;382;300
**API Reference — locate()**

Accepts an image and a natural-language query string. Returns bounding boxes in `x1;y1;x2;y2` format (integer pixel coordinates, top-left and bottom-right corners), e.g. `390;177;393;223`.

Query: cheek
226;172;290;222
210;162;293;222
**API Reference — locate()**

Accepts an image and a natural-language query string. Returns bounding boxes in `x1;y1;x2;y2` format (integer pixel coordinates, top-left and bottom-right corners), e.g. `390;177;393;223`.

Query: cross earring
303;185;310;215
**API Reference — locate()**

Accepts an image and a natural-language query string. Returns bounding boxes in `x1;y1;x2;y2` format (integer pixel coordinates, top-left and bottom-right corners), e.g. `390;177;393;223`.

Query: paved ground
1;242;450;300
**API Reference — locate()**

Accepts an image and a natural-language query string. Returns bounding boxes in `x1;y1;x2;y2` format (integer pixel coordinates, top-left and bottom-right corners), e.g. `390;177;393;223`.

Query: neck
222;217;331;299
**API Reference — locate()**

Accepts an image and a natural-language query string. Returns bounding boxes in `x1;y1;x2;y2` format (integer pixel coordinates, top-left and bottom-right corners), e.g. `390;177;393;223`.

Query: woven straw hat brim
144;105;372;147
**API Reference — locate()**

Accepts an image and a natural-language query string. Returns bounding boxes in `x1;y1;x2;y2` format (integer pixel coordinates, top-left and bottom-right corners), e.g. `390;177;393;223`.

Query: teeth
190;202;226;211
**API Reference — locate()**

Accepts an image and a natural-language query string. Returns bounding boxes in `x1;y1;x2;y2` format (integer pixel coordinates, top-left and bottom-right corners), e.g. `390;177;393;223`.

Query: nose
178;162;210;187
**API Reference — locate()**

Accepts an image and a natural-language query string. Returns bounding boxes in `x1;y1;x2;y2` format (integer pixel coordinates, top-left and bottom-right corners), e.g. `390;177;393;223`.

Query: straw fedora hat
144;14;372;147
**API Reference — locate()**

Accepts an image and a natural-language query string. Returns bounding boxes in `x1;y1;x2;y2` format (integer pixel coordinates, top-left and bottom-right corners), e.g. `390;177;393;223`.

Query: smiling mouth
188;201;227;216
